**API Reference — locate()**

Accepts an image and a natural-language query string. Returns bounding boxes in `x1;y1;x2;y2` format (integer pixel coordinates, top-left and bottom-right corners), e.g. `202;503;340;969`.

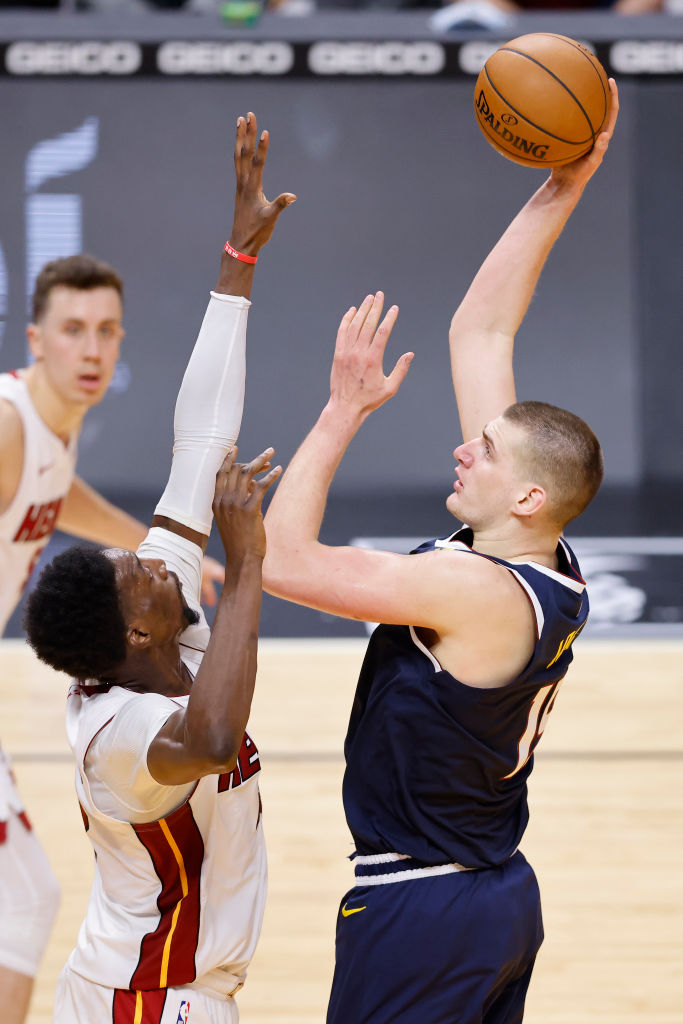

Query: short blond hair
503;401;603;528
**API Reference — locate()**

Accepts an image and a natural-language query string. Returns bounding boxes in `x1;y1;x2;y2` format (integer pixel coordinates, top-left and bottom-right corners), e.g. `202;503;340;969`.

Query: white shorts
55;965;241;1024
0;753;60;976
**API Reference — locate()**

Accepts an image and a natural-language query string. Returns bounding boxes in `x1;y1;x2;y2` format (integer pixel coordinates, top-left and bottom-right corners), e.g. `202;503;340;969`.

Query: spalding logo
475;91;549;159
501;112;518;125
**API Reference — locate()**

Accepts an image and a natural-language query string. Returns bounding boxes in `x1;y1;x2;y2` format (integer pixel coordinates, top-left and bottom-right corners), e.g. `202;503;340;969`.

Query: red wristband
224;240;258;264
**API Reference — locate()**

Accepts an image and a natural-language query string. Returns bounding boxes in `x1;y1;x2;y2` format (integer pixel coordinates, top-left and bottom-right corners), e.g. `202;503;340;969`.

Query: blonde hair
503;401;603;528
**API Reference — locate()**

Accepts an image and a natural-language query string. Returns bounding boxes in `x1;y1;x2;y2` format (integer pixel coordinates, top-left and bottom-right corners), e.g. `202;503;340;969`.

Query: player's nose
453;443;473;468
82;331;102;360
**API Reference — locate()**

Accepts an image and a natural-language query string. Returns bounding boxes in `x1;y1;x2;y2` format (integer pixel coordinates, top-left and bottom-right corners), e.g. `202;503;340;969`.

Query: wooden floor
2;637;682;1023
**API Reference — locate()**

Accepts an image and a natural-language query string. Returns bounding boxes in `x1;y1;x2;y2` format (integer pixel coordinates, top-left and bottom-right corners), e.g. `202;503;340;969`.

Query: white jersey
65;527;266;994
0;371;77;633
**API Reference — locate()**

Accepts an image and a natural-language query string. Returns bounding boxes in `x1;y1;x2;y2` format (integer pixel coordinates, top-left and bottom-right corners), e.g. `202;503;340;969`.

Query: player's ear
26;323;43;360
515;484;546;518
126;623;152;651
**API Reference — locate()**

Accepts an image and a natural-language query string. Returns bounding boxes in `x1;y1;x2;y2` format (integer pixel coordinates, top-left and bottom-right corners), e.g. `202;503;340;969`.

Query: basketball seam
483;66;594;147
495;48;598;140
534;34;608;125
474;108;593;164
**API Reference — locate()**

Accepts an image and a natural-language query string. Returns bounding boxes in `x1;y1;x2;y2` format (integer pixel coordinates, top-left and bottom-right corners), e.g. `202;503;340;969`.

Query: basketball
474;34;611;168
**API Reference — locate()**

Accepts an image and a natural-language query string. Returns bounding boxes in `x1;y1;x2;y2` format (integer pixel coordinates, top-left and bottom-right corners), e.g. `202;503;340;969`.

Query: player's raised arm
450;79;619;444
150;113;295;556
263;293;522;636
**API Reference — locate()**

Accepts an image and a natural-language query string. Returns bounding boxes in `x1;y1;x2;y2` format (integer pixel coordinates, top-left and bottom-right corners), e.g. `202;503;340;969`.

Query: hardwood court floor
2;638;682;1024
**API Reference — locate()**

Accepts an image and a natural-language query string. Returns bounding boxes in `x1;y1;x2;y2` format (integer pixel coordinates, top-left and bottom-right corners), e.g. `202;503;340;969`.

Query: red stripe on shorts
130;801;204;990
112;987;167;1023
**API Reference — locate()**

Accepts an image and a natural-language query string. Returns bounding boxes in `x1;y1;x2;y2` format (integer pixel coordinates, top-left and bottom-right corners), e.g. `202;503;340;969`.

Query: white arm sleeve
154;290;251;535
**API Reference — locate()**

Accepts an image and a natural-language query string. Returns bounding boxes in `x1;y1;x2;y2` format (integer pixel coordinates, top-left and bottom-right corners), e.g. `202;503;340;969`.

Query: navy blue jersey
342;527;588;870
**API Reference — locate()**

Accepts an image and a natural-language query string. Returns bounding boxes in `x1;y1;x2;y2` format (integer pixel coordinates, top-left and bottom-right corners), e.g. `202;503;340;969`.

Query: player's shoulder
0;397;25;509
417;545;531;634
0;394;22;438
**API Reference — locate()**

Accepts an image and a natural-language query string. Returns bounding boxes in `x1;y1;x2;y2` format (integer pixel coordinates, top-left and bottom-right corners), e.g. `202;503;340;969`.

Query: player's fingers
372;304;399;355
269;192;297;213
349;294;375;346
237;112;257;182
605;78;619;137
335;306;357;355
245;465;283;508
214;446;239;503
250;446;275;472
386;351;414;395
233;447;276;500
359;292;385;348
217;446;238;478
248;128;268;190
234;116;247;178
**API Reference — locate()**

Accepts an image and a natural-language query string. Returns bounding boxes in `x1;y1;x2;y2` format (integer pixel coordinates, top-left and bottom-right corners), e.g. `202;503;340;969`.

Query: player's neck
105;645;192;697
23;363;87;444
470;520;560;570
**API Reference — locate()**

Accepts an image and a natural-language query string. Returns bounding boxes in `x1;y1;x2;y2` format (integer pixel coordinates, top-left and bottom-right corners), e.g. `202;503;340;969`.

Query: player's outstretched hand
212;446;282;564
329;292;414;423
230;112;296;258
550;78;619;191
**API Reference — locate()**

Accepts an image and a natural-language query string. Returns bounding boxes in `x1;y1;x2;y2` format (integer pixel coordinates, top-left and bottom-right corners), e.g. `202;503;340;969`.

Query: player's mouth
77;373;103;393
453;471;464;492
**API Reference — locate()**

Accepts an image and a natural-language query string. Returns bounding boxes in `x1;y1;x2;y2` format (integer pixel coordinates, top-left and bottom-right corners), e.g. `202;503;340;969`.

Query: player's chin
445;491;461;516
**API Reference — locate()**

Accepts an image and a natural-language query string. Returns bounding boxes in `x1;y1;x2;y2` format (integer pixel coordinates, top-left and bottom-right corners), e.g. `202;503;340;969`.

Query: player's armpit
263;542;521;637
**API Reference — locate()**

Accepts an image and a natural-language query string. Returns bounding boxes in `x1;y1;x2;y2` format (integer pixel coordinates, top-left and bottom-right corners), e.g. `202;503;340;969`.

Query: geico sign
610;40;683;74
157;41;294;75
6;41;141;75
308;41;445;75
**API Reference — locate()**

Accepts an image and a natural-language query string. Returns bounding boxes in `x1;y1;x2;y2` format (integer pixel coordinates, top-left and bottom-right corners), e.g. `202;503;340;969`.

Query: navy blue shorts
326;851;543;1024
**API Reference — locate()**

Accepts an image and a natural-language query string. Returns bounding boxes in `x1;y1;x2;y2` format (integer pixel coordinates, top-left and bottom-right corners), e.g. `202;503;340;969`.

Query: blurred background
0;6;681;640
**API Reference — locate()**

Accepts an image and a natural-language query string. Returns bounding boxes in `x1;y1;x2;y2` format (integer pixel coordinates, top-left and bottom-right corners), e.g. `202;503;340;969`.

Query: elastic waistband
353;852;473;886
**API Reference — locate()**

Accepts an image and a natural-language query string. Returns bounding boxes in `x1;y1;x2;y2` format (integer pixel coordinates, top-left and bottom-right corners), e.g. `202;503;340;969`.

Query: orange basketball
474;33;611;168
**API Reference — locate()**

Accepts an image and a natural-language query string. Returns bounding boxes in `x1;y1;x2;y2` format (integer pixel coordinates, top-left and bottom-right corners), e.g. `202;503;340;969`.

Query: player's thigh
328;853;543;1024
482;961;535;1024
55;967;239;1024
0;812;60;975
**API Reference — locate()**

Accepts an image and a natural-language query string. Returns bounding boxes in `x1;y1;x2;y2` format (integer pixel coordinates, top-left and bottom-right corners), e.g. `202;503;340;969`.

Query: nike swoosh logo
38;464;54;475
341;903;367;917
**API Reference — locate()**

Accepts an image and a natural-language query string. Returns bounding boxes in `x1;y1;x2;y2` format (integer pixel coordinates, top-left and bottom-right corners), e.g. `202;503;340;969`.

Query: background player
25;110;294;1023
0;256;223;1021
263;85;619;1023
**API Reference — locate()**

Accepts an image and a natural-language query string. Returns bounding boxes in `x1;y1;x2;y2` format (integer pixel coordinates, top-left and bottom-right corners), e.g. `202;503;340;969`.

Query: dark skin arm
148;447;281;785
152;109;296;551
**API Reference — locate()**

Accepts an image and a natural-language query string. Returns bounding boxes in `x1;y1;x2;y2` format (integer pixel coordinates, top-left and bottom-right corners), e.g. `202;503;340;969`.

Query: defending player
23;112;294;1023
0;259;224;1023
263;84;619;1023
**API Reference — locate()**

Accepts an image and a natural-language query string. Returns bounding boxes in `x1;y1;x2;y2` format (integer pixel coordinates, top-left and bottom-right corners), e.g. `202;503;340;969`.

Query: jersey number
502;680;563;780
